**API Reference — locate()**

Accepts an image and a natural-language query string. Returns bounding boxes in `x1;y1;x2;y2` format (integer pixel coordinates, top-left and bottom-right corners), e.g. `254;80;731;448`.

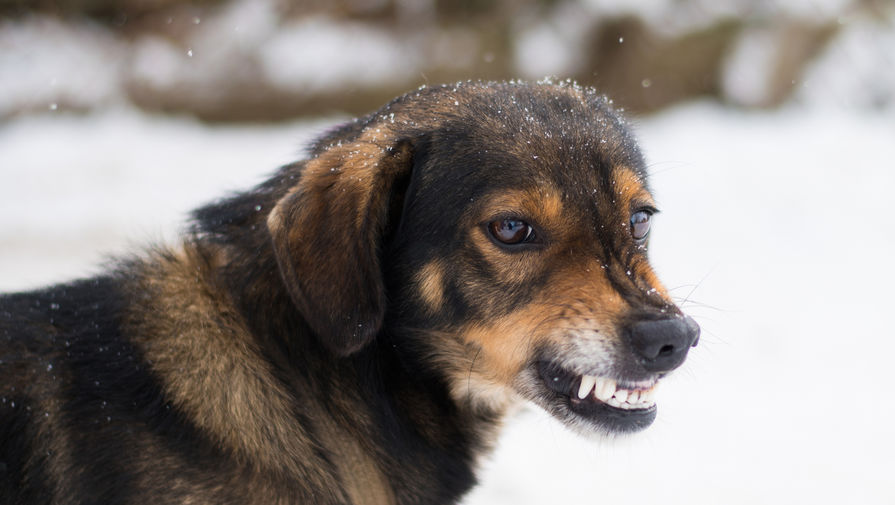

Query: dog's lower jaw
522;360;660;436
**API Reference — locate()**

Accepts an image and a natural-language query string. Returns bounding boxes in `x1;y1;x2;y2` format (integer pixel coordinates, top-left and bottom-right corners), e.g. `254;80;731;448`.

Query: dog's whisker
644;160;689;178
466;346;483;405
672;298;725;312
667;284;703;292
678;265;717;308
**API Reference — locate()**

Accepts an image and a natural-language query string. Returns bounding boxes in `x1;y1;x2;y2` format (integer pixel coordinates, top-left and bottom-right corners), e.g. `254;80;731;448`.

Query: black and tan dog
0;81;698;504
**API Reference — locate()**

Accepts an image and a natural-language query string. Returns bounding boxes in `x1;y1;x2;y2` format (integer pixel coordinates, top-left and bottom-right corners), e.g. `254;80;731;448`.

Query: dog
0;81;698;505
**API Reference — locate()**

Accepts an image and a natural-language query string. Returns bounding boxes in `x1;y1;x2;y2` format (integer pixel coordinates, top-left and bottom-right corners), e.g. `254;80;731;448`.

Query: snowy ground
1;103;893;504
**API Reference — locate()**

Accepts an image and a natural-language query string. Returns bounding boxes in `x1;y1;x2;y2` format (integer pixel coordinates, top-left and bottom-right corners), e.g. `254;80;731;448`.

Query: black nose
625;316;700;373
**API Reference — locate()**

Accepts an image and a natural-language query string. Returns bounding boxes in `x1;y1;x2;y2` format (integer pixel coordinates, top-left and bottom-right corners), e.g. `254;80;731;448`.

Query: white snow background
2;100;893;504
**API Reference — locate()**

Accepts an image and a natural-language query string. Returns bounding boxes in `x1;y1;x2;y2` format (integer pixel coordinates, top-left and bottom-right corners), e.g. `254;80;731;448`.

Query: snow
0;108;332;288
2;102;894;504
259;15;419;92
721;25;781;107
513;2;591;79
797;15;895;111
581;0;852;34
0;17;126;114
723;12;895;111
129;0;282;92
0;0;420;117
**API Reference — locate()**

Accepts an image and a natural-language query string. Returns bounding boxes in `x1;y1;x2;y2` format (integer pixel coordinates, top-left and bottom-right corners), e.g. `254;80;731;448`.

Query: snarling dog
0;81;698;504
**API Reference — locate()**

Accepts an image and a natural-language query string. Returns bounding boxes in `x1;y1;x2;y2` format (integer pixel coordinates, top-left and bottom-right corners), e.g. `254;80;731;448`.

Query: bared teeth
595;378;615;402
577;375;597;399
576;375;658;410
613;388;629;403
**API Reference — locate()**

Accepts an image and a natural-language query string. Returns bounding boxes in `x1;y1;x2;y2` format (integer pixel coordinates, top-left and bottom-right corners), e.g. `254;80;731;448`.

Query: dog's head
267;81;698;434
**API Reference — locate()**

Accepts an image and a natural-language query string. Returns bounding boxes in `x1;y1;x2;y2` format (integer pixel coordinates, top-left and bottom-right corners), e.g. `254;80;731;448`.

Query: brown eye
630;210;652;241
489;219;534;245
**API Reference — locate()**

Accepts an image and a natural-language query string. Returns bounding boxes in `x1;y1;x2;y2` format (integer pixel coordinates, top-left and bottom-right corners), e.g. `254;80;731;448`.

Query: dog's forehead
412;84;651;211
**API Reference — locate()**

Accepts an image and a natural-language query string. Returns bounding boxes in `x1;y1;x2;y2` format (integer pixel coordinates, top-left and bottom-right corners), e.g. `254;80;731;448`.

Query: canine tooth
613;389;628;403
577;375;597;399
594;378;614;401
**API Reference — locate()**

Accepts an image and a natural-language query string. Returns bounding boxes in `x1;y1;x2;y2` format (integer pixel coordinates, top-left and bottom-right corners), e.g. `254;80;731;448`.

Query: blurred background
2;0;894;119
1;1;894;504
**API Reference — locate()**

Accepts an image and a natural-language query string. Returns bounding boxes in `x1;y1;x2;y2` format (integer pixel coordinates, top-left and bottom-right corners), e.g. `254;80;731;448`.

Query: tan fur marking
612;166;655;208
538;188;564;224
126;243;342;495
635;261;673;302
265;200;284;236
34;381;79;498
480;186;564;229
416;260;446;312
315;414;395;505
460;311;545;384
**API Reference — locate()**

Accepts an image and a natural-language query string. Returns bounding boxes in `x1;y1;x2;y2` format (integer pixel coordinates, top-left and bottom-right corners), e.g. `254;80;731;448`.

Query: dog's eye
630;210;652;241
489;219;534;245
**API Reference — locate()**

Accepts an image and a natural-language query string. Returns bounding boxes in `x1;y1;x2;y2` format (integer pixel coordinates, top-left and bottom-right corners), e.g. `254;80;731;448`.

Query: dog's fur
0;81;697;505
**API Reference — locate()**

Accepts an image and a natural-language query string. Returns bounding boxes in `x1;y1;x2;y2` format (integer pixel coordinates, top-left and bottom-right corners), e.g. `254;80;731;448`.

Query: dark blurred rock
582;16;742;114
757;21;838;108
127;78;412;122
0;0;223;21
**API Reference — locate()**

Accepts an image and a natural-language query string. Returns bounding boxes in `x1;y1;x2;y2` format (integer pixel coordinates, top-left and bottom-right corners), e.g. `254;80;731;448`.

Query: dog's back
1;277;133;502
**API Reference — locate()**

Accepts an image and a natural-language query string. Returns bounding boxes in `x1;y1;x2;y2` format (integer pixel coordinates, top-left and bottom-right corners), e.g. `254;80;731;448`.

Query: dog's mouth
534;360;658;433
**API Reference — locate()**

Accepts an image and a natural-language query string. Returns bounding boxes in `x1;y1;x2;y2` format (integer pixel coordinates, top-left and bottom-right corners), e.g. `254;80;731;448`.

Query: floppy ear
267;138;414;356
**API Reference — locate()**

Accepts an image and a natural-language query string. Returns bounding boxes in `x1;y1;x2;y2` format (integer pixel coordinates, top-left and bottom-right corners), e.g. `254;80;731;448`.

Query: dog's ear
267;138;414;356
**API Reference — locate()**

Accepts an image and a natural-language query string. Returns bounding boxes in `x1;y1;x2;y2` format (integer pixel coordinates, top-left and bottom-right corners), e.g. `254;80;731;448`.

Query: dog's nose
625;315;700;373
